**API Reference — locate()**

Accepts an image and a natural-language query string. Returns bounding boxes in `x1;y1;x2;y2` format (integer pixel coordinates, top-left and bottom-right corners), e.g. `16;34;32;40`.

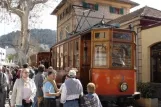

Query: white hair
22;68;30;73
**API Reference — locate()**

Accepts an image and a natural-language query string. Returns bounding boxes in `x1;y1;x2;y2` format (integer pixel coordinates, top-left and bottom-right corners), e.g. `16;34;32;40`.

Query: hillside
0;29;56;48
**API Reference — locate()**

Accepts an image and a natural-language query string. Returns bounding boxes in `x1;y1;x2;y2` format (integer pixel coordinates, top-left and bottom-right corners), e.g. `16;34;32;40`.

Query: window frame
56;46;60;70
68;41;74;67
109;42;134;69
74;39;80;68
64;43;69;68
60;45;64;70
112;31;134;43
92;41;109;68
60;29;63;41
109;6;124;15
52;48;57;69
82;2;99;11
93;30;109;41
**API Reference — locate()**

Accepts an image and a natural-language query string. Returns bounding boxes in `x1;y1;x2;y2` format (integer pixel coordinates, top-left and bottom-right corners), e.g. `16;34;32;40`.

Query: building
141;23;161;84
0;47;6;65
51;0;138;42
106;6;161;100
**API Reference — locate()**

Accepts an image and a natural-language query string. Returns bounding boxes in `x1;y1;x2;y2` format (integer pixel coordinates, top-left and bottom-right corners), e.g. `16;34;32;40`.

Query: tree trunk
18;11;29;66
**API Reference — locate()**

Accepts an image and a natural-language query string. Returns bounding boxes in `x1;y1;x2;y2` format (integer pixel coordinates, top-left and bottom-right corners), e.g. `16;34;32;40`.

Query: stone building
51;0;138;42
0;47;6;65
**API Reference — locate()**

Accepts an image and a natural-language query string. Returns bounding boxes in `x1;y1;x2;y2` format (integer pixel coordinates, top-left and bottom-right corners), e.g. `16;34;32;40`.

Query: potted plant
137;82;158;107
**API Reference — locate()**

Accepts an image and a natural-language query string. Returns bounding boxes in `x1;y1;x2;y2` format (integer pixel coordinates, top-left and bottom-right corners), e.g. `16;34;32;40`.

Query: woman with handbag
11;68;36;107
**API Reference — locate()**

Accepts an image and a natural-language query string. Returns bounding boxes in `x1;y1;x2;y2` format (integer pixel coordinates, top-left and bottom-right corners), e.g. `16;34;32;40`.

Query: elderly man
43;69;60;107
60;69;83;107
0;65;7;107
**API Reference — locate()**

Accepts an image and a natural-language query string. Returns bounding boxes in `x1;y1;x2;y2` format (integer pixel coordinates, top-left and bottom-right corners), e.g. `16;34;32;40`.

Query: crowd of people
0;63;102;107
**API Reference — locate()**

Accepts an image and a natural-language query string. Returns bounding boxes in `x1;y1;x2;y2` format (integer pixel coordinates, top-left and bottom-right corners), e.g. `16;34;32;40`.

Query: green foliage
7;54;16;62
137;82;156;98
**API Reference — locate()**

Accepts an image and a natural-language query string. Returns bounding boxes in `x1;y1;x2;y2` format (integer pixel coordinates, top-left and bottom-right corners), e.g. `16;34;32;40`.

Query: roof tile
107;6;161;24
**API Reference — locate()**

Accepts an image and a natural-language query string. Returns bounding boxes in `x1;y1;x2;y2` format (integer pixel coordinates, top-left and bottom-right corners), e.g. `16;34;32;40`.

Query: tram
50;23;140;106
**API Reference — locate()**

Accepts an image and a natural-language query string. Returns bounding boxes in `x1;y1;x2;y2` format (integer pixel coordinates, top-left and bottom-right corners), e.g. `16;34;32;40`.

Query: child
81;83;102;107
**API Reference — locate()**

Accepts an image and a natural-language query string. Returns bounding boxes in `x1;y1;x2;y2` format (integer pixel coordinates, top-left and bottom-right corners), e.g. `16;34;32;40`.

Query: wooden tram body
50;24;139;105
37;52;50;68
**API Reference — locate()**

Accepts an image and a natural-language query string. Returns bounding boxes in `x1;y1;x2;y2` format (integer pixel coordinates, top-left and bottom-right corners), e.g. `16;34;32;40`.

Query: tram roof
51;22;135;48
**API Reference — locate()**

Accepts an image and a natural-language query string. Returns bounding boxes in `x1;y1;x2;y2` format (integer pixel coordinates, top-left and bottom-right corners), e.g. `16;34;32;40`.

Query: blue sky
0;0;161;36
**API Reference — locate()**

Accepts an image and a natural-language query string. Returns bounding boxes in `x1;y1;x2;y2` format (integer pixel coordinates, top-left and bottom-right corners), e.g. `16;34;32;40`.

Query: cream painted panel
141;25;161;82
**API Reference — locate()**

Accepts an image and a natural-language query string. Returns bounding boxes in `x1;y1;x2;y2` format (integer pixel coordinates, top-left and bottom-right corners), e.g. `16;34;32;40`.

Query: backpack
80;94;98;107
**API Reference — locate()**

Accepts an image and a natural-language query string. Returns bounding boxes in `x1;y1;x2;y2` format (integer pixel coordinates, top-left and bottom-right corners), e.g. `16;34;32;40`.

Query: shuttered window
110;6;124;15
82;2;99;11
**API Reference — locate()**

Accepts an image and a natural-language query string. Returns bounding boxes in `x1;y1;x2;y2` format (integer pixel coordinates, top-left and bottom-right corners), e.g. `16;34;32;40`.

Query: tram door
81;35;91;92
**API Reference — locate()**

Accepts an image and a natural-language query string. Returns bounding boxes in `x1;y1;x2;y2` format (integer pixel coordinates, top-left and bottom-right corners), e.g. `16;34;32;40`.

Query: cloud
131;0;161;11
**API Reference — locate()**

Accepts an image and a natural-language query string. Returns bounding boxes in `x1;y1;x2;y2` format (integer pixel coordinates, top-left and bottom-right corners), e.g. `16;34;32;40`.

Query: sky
0;0;161;36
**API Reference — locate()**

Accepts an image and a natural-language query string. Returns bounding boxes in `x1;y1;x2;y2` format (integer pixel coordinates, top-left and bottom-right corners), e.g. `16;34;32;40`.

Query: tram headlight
120;82;128;92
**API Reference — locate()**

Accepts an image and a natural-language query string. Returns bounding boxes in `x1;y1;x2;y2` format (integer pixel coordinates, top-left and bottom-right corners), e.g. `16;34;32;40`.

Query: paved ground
5;95;161;107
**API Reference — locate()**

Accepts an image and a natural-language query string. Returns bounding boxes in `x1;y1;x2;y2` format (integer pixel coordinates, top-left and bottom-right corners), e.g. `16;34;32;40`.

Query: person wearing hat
60;69;83;107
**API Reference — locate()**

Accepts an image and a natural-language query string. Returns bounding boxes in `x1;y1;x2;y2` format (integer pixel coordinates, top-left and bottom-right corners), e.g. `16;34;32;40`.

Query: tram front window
111;43;132;68
94;43;107;67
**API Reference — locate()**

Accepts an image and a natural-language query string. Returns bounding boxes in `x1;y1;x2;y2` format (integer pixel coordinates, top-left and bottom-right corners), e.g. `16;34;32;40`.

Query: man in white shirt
60;69;83;107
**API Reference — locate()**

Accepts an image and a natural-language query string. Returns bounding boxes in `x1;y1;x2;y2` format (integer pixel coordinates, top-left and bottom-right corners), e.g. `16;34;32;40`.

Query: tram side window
57;47;60;70
64;43;68;68
51;49;54;67
74;40;80;68
111;43;132;68
113;32;132;42
60;45;63;69
69;42;73;67
94;42;107;67
53;48;57;69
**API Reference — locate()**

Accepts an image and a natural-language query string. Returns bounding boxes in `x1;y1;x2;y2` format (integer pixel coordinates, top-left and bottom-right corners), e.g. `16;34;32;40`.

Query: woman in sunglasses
11;68;36;107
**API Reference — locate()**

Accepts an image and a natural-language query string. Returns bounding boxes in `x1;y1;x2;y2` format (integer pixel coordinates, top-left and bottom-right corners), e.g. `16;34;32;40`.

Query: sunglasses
23;72;30;74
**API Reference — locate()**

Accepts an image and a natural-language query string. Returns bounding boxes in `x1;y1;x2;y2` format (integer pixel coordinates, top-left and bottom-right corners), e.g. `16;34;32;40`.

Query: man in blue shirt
43;69;60;107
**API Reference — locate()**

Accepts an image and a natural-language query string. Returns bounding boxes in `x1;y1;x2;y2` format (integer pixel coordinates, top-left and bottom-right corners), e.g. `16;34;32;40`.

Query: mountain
0;29;56;48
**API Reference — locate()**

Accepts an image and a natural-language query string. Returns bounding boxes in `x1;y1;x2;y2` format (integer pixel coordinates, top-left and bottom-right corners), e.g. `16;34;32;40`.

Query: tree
7;54;16;62
0;0;57;66
12;32;40;63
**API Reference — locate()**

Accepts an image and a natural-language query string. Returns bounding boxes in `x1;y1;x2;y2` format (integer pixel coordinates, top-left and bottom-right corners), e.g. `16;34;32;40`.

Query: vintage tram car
50;23;140;106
